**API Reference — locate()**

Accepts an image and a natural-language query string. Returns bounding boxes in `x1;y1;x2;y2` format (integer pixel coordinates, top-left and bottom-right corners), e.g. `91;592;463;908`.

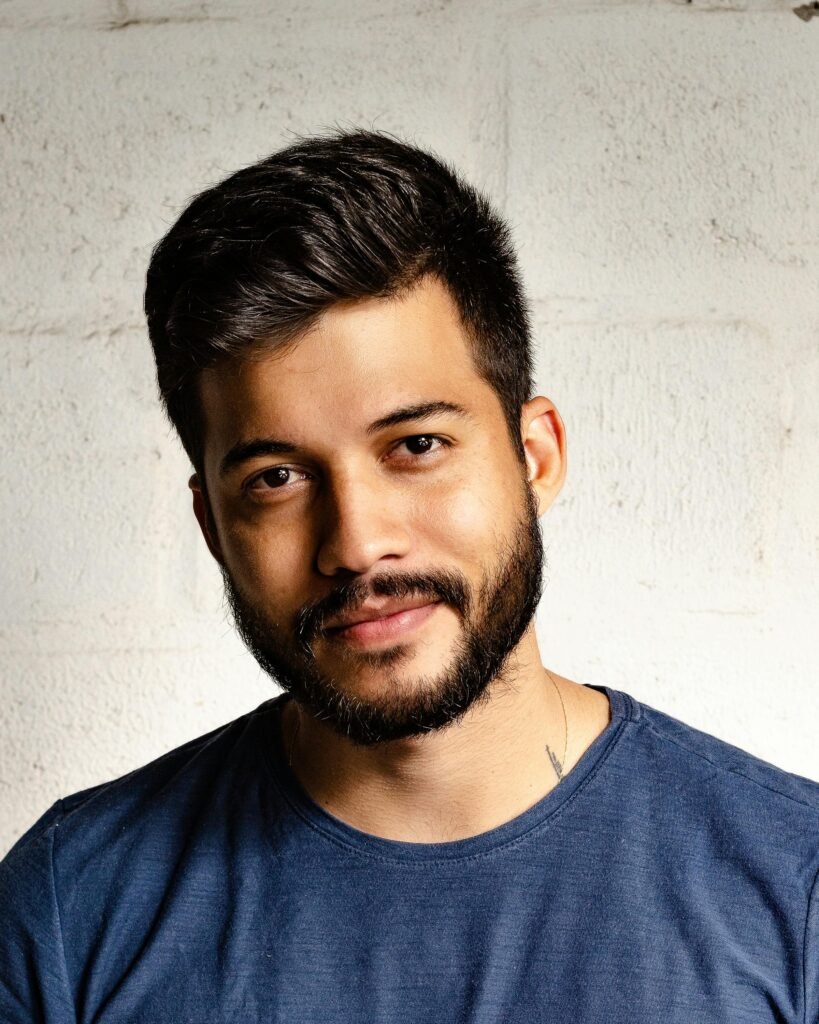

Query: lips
324;596;439;632
324;601;441;646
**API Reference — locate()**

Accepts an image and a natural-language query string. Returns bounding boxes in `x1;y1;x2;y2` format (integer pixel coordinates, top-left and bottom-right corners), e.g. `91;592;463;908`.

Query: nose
315;470;413;577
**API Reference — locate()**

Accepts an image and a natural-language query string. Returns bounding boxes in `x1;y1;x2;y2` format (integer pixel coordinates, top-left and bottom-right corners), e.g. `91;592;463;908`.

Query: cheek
427;443;529;566
418;479;504;568
219;517;310;607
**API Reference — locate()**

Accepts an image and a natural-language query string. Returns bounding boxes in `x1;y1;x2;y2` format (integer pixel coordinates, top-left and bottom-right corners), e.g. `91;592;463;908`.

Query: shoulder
2;697;281;874
607;688;819;870
0;700;283;1018
630;692;819;812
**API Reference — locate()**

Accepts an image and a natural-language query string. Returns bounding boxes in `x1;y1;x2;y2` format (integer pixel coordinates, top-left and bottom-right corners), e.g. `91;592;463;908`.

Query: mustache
294;569;471;653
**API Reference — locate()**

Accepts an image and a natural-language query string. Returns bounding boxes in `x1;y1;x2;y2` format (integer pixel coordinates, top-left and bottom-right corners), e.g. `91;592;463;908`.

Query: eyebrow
218;400;474;478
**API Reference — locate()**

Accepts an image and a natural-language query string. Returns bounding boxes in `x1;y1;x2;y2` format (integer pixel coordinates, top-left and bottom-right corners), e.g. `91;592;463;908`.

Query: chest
75;852;800;1023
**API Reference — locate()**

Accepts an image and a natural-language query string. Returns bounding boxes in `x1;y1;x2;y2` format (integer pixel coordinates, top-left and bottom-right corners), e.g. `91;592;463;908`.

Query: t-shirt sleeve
807;864;819;1024
0;810;75;1023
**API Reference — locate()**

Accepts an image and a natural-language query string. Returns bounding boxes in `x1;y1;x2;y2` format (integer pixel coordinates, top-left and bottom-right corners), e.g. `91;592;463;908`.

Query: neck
279;630;610;843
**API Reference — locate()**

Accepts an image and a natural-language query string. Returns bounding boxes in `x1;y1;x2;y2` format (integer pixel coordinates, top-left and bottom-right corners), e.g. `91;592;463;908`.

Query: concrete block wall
1;0;817;853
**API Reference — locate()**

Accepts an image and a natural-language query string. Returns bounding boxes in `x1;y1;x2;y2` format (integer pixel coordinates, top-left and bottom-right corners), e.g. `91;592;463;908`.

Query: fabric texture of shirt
2;685;819;1023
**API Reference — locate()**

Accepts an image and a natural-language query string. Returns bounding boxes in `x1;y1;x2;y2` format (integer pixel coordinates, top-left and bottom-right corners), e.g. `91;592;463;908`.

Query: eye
246;466;309;493
396;435;450;458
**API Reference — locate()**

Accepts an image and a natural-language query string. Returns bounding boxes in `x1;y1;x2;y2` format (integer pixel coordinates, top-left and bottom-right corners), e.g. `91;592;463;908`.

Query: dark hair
144;129;535;476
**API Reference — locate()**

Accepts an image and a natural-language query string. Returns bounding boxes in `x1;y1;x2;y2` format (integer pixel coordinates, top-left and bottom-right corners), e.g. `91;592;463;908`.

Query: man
1;130;818;1023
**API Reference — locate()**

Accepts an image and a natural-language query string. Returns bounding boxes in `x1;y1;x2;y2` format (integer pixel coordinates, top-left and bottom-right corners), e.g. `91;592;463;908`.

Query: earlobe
189;473;224;564
520;398;567;517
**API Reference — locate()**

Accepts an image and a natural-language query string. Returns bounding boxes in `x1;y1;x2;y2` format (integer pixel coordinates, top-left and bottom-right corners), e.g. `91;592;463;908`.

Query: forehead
198;276;503;456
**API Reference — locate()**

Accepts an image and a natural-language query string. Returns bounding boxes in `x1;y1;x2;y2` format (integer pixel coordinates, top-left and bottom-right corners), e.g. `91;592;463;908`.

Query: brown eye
259;467;292;488
401;435;447;456
249;466;307;493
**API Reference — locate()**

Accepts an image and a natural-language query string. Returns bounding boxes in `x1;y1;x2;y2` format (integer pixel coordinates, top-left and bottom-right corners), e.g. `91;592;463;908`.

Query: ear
189;473;225;564
520;397;567;517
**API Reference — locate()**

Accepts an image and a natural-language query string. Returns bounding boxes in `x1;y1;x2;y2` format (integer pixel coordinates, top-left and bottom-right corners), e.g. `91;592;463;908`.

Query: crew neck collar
264;685;634;864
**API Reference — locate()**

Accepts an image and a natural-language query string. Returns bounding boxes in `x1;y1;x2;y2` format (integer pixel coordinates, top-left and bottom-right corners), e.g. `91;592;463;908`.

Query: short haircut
144;129;535;476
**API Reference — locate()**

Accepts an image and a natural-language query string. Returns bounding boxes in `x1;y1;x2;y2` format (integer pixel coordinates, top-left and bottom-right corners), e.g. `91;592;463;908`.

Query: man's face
195;277;555;745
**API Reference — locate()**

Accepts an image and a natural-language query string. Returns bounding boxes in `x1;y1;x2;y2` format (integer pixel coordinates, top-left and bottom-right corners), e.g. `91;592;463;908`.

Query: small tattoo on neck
546;745;564;781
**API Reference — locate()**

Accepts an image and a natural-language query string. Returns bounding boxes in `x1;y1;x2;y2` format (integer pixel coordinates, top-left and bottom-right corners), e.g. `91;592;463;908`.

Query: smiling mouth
324;601;441;647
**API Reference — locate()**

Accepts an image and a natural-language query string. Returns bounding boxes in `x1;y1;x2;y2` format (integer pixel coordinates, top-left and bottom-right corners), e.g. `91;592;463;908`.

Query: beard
221;479;545;746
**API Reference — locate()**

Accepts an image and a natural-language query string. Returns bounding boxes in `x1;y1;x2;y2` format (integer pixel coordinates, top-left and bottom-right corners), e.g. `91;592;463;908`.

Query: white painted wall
1;0;817;854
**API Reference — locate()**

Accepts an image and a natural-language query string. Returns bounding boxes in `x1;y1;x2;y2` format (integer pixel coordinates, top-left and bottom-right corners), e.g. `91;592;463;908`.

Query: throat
278;669;605;845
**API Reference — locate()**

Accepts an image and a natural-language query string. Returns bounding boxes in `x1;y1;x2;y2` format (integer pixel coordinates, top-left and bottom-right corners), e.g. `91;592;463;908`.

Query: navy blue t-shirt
2;686;819;1023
